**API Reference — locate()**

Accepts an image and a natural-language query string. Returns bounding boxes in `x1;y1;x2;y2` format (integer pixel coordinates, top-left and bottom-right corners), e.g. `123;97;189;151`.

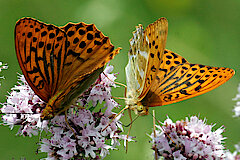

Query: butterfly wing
15;17;67;102
142;49;235;107
139;18;168;99
54;22;120;107
126;18;168;101
59;22;120;91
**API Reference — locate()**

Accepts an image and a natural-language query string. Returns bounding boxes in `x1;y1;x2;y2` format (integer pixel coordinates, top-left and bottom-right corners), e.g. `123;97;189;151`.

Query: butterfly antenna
153;110;158;160
122;114;139;127
149;111;176;145
116;113;139;127
102;105;129;132
112;96;127;100
102;72;127;88
102;72;128;99
126;108;135;153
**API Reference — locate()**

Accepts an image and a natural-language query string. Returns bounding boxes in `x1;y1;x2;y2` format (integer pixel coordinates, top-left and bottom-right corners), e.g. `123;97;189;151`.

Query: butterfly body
125;18;234;116
15;17;120;119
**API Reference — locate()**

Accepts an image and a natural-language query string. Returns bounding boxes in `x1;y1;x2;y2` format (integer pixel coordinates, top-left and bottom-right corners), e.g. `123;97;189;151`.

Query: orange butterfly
125;17;234;115
15;17;120;120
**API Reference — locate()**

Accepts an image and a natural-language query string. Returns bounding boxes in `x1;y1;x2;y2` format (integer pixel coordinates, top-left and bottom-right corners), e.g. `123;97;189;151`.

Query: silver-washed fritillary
15;17;121;119
125;17;234;115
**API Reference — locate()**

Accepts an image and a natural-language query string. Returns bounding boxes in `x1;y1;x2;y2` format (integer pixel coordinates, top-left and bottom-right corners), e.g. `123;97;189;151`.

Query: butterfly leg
64;110;77;138
153;110;158;160
150;111;176;147
74;104;85;110
126;108;132;153
124;86;127;98
102;72;127;89
102;72;128;101
102;105;129;132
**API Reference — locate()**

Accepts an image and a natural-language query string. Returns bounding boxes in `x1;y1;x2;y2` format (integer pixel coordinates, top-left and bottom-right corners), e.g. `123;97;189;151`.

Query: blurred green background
0;0;240;159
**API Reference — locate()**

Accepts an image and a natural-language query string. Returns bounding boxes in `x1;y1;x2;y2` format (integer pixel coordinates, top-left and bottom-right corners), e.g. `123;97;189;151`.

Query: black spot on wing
86;25;93;31
49;33;55;39
39;42;44;48
95;32;100;38
75;23;84;30
79;29;85;35
150;53;154;58
64;23;73;32
33;37;37;42
26;66;39;74
87;33;93;40
41;31;47;37
42;45;50;85
57;36;63;41
180;89;191;95
171;52;178;59
94;40;101;45
157;51;161;60
79;41;86;48
73;37;79;44
33;75;39;83
47;25;54;31
27;32;32;38
195;85;201;91
151;65;156;72
67;31;75;37
182;58;187;63
87;48;92;53
166;55;172;59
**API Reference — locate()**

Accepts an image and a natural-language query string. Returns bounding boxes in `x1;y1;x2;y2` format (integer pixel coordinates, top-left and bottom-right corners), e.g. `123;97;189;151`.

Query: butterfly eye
137;105;144;112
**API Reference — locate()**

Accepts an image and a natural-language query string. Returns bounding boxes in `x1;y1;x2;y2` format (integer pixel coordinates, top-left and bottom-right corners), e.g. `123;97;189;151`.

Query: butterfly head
129;102;149;116
136;103;149;116
40;104;54;120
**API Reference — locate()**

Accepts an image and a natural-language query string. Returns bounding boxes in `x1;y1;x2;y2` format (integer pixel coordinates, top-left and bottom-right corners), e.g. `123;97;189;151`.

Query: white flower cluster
86;65;119;117
0;61;8;86
0;61;8;72
233;83;240;117
150;116;226;160
224;143;240;160
1;65;133;159
229;82;240;159
1;74;47;136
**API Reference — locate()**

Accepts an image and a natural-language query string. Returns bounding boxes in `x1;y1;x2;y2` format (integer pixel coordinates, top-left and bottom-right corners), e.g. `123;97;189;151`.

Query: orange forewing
15;18;67;102
138;18;168;100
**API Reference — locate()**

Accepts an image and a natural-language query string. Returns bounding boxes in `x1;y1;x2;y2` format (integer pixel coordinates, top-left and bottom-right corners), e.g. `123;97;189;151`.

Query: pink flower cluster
80;65;119;117
1;65;133;159
40;109;131;159
150;116;227;160
1;74;47;136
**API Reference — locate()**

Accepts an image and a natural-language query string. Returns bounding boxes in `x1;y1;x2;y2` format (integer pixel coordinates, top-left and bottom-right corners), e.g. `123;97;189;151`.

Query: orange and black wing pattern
143;49;235;107
15;18;67;102
138;17;168;100
15;18;120;118
59;22;121;93
125;18;168;100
